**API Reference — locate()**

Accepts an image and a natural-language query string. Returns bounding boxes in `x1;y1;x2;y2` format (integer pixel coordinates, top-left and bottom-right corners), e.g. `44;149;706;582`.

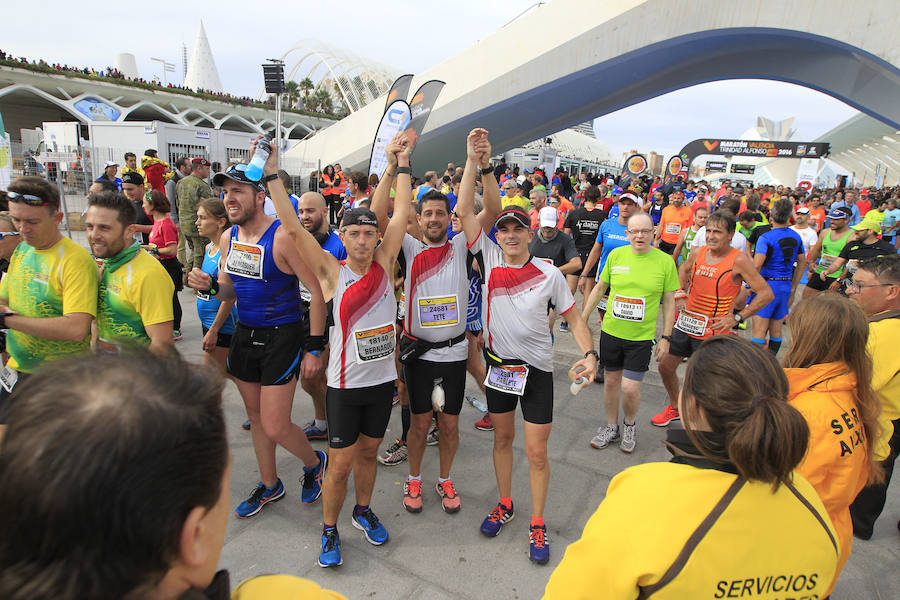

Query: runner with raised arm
456;130;598;565
268;132;411;568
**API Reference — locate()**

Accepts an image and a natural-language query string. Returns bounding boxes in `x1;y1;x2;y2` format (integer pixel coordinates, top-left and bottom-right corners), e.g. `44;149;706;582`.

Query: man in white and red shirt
371;131;501;517
456;129;599;565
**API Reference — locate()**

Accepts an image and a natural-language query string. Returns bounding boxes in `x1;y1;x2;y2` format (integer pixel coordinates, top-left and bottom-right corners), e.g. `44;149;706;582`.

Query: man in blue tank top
267;133;412;568
187;163;329;519
751;197;807;356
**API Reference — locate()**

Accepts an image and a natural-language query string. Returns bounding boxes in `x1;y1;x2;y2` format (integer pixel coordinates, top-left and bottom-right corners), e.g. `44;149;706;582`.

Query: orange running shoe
403;478;423;513
650;405;680;427
435;479;461;513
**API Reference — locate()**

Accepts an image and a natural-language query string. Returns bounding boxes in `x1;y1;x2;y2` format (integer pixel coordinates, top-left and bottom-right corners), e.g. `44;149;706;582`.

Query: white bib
0;365;18;393
611;295;646;322
417;294;459;328
226;240;264;279
353;322;395;363
675;309;709;337
484;363;529;396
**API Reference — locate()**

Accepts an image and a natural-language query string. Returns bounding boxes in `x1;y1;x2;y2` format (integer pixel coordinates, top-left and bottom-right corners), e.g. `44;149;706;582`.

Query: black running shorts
600;330;653;373
805;271;835;292
227;321;304;386
668;327;704;359
202;325;234;349
658;240;677;255
403;358;467;415
485;366;553;425
325;381;394;448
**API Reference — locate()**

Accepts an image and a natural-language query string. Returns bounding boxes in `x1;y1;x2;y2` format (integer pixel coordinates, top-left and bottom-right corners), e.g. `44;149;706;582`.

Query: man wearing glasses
846;255;900;540
582;212;678;454
0;177;98;432
820;221;896;292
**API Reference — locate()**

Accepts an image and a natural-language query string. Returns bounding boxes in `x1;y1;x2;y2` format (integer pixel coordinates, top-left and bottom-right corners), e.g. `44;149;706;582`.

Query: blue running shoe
480;501;515;537
317;528;342;567
301;450;327;504
234;480;284;518
529;524;550;564
303;421;327;441
351;508;389;545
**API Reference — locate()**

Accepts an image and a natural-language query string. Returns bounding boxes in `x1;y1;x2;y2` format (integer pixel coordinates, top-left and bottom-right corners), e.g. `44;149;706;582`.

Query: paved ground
159;288;900;600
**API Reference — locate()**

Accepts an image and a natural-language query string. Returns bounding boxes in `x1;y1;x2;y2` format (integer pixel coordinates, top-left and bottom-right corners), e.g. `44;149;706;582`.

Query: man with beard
84;191;173;357
296;191;347;442
186;163;328;521
371;128;501;517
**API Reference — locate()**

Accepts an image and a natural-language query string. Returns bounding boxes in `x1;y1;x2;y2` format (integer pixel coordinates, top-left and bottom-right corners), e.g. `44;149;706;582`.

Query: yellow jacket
868;311;900;460
232;574;346;599
544;459;838;599
786;362;869;595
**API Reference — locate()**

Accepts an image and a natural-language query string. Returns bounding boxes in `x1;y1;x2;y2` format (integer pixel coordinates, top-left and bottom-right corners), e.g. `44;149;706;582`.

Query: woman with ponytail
783;293;883;595
544;336;839;599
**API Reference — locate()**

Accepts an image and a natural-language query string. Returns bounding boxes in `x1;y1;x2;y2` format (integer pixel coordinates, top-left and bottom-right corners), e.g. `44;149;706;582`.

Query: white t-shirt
263;193;300;217
790;225;819;255
327;262;397;389
691;226;748;252
474;234;575;372
401;232;471;362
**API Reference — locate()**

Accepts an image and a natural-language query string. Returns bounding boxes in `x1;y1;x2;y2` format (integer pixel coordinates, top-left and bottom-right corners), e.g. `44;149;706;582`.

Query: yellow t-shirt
502;194;529;211
232;574;346;599
869;314;900;460
97;250;173;349
0;237;98;372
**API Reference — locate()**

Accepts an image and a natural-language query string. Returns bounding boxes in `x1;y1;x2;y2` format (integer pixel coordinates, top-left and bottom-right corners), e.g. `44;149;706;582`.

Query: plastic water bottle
432;378;445;412
465;395;488;414
570;369;588;395
244;132;274;181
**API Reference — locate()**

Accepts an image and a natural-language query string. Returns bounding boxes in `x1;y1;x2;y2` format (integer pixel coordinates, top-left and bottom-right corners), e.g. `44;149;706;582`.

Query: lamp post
150;57;175;87
263;59;285;169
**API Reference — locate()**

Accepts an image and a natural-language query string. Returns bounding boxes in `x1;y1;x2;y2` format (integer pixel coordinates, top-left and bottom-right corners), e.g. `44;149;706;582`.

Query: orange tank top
679;246;742;339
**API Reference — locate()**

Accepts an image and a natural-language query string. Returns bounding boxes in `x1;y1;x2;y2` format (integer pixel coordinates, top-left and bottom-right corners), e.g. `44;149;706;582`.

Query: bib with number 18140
225;241;264;279
418;294;459;328
611;295;645;321
354;322;395;363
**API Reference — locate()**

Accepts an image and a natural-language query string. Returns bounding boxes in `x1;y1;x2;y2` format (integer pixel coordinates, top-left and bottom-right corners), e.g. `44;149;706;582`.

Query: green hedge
0;60;339;120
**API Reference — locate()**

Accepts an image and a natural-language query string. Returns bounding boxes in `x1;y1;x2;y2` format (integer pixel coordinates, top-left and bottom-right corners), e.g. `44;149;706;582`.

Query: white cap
104;161;118;168
619;192;644;207
539;206;558;228
516;175;526;184
605;177;615;186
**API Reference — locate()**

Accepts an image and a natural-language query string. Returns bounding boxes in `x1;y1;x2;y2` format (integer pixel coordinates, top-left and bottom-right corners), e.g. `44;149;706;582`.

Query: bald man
298;192;348;441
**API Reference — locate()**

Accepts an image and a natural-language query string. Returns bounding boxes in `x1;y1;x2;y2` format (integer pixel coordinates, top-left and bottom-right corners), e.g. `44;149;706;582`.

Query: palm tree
315;88;333;115
283;80;300;108
299;77;314;102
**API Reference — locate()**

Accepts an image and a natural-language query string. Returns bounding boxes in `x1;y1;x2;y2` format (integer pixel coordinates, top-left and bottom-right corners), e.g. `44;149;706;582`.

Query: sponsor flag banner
0;112;10;191
369;100;411;177
384;74;414;111
795;158;819;192
403;80;445;154
619;154;647;187
662;156;684;184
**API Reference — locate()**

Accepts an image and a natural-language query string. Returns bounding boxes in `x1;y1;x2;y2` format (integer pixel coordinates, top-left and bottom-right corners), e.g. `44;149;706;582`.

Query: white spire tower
183;21;223;93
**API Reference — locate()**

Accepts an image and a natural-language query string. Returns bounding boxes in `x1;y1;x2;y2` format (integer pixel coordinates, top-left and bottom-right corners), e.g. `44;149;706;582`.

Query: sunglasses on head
7;191;52;206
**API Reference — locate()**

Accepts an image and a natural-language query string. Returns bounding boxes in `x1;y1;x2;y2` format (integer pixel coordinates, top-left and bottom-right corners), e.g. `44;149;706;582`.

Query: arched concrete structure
286;0;900;173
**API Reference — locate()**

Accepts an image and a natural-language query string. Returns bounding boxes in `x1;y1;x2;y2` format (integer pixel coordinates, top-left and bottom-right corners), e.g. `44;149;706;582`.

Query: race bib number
611;295;646;321
818;253;838;269
675;309;709;337
418;295;459;328
598;294;609;311
196;291;211;301
298;282;312;304
226;240;264;279
665;223;681;235
354;322;395;363
484;363;529;396
847;259;859;274
0;365;17;393
397;292;407;321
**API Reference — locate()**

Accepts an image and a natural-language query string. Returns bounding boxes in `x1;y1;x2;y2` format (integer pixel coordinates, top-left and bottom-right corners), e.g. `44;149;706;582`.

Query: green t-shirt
0;237;98;373
97;251;174;350
600;246;680;341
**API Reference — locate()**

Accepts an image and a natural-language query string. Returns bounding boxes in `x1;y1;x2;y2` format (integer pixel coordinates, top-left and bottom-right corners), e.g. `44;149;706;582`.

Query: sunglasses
0;232;19;240
7;191;52;206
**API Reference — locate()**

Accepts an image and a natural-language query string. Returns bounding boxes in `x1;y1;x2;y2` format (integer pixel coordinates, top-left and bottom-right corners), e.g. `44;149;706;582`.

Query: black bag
398;331;429;365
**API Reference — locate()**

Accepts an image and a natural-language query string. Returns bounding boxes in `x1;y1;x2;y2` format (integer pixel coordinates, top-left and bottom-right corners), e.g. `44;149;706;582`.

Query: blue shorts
754;280;792;320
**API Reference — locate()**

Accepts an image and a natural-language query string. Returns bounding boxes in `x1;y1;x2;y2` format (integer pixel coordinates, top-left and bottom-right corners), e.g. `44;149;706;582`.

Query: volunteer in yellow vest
846;255;900;539
84;191;175;357
582;212;678;454
0;177;98;429
783;293;883;596
544;337;839;600
655;189;692;257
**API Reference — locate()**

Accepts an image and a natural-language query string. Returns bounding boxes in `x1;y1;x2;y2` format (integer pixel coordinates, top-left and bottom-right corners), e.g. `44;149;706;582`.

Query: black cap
212;164;264;191
121;171;144;186
341;207;379;228
494;206;530;229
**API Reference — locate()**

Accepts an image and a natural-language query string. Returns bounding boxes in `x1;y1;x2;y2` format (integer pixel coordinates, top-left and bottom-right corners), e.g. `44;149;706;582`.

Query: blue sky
2;0;860;160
